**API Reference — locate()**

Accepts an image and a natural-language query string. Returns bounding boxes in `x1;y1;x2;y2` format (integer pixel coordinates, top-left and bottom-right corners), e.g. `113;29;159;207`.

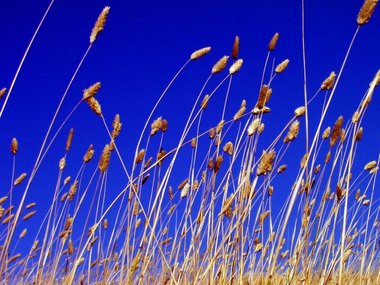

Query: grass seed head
275;59;290;74
284;120;300;143
83;82;101;100
111;114;122;139
135;149;145;164
268;33;279;51
201;94;210;109
90;6;110;44
294;106;305;117
66;128;74;151
22;210;36;221
257;149;276;176
277;164;287;174
233;99;246;121
357;0;378;25
68;181;78;201
321;72;336;90
59;157;66;171
11;137;18;155
223;141;234;155
83;144;95;163
98;144;111;172
364;160;377;170
211;56;229;74
86;97;102;116
355;127;363;141
190;47;211;60
14;172;27;186
231;36;240;59
248;118;261;136
330;116;343;147
0;87;6;99
229;58;243;75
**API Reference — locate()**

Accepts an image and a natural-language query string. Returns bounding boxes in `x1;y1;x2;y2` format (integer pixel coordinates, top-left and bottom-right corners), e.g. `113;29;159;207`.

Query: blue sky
0;0;379;258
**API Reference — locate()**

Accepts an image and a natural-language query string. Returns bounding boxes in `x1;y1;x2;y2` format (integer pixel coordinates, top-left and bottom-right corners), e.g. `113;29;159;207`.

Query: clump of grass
0;1;379;285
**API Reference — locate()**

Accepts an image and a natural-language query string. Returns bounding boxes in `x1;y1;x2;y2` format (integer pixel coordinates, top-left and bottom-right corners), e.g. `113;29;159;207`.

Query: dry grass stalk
98;144;111;172
268;33;279;51
211;56;229;74
277;164;287;174
90;6;110;44
66;128;74;152
135;149;145;164
294;106;305;117
11;137;18;155
86;97;102;115
201;94;210;109
190;47;211;60
229;58;243;75
0;87;6;99
321;72;336;90
364;160;377;171
233;99;246;121
68;180;78;202
83;82;101;100
59;157;66;171
223;141;234;155
83;144;95;163
22;211;36;221
330;116;343;147
231;36;240;59
357;0;378;25
275;59;290;74
14;172;27;186
284;120;300;143
257;149;276;176
19;228;27;239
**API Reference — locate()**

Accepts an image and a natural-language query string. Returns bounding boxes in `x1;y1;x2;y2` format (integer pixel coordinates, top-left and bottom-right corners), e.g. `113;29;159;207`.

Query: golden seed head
355;127;363;141
321;72;336;90
257;149;276;176
14;172;27;186
301;153;309;169
257;85;272;109
66;128;74;152
68;181;78;202
364;160;377;171
180;183;190;199
19;228;27;239
156;147;167;167
86;97;102;116
83;144;95;163
268;33;279;51
322;127;331;140
330;116;343;147
294;106;306;117
211;56;229;74
284;120;300;143
357;0;378;25
111;114;122;139
90;6;110;44
201;94;210;109
352;111;360;124
231;36;240;59
161;119;168;132
223;141;234;155
59;157;66;171
191;138;197;148
0;196;7;204
178;178;189;190
11;137;18;155
216;120;224;134
325;150;331;164
229;58;243;75
135;149;145;164
98;144;111;173
233;99;246;121
277;164;287;174
214;155;223;173
275;59;290;74
26;202;36;209
150;117;162;136
209;128;215;139
0;87;6;99
258;123;265;134
247;118;261;136
259;210;270;226
22;210;36;221
83;82;101;100
190;47;211;60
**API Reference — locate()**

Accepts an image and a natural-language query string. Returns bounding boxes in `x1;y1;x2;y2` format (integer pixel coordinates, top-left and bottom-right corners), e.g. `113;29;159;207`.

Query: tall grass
0;1;379;284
